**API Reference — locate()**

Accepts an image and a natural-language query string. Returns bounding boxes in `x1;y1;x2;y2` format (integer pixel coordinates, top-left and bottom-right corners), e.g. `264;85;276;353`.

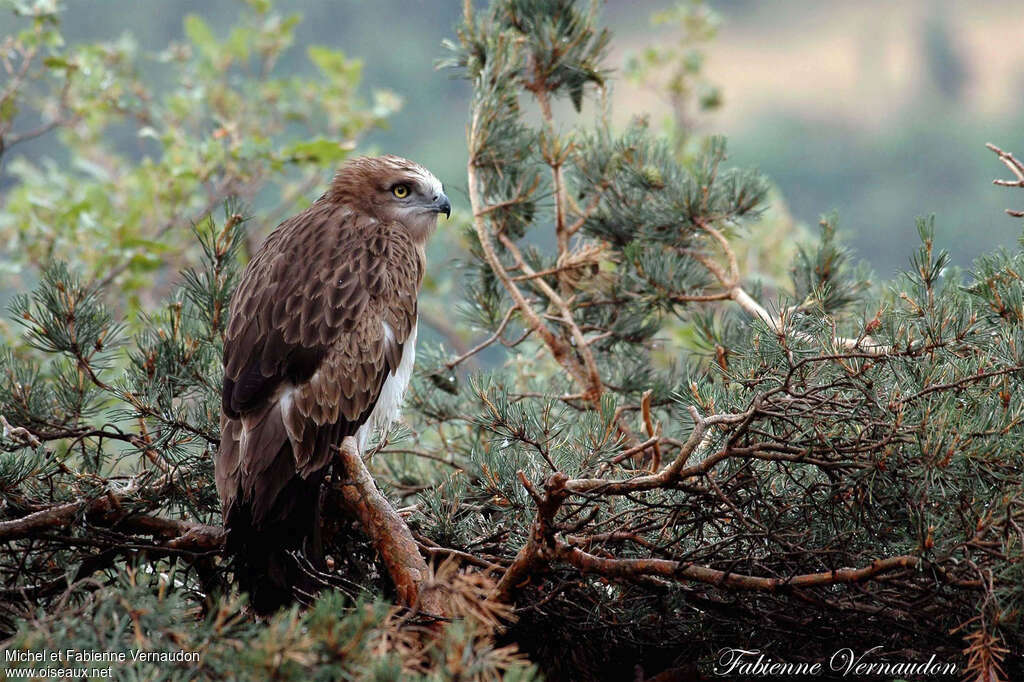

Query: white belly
356;322;417;452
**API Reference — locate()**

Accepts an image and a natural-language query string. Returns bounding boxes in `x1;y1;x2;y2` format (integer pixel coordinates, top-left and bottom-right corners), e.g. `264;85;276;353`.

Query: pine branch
467;119;593;396
691;218;888;354
335;436;447;618
0;496;223;552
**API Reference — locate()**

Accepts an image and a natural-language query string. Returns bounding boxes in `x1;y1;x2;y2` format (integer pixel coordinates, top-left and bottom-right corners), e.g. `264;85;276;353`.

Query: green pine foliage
5;570;540;681
1;0;1022;680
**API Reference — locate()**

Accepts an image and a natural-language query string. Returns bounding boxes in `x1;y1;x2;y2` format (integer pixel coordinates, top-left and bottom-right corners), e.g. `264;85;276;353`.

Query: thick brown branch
0;498;224;553
0;501;84;542
553;541;921;592
493;471;569;602
335;436;446;617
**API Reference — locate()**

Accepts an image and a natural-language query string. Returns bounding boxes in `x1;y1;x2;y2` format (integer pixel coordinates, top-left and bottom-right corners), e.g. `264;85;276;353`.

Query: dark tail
224;457;328;614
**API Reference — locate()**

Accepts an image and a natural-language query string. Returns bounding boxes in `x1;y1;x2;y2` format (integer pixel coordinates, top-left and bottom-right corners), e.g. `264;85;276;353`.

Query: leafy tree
2;1;1023;681
0;0;397;313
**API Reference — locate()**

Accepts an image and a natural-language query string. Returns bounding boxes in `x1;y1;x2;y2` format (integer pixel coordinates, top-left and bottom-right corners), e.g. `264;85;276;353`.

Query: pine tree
2;0;1023;680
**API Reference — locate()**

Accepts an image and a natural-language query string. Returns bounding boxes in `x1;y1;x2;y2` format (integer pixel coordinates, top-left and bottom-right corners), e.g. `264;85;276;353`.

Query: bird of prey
215;155;450;613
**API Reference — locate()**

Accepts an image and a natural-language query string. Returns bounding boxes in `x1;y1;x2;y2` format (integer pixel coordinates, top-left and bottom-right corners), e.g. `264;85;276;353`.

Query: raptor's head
329;154;450;243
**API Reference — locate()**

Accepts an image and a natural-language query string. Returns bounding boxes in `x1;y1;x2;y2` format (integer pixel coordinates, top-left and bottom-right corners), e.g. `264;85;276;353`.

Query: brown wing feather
216;199;422;523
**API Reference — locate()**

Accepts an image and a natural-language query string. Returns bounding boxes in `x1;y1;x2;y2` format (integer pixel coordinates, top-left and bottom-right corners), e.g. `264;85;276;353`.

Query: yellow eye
392;184;409;198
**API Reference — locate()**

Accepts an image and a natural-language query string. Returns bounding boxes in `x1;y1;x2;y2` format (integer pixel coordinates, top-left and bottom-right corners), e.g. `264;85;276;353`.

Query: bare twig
987;143;1024;217
444;306;516;371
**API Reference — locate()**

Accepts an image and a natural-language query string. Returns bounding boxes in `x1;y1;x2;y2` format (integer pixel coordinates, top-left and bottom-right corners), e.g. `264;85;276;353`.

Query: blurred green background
3;0;1023;279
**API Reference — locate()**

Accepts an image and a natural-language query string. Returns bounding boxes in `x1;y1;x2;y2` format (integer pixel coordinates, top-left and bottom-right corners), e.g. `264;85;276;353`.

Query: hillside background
3;0;1023;278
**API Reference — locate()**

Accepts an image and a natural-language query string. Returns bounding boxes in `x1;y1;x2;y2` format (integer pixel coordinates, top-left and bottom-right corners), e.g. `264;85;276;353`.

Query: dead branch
987;142;1024;217
0;502;85;542
0;497;224;552
493;444;927;604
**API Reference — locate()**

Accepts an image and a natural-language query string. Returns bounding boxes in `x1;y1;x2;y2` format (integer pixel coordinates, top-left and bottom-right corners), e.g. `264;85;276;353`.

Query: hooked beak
433;192;451;219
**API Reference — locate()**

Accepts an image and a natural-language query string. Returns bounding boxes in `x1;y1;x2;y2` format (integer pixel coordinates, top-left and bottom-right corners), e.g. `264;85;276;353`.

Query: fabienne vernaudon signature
713;647;959;678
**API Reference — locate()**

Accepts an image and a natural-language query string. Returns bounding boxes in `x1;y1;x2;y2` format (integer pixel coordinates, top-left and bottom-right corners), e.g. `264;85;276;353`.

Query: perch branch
335;436;446;617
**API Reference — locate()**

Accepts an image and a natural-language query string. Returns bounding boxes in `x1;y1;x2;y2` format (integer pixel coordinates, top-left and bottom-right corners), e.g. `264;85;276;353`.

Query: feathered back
216;155;438;612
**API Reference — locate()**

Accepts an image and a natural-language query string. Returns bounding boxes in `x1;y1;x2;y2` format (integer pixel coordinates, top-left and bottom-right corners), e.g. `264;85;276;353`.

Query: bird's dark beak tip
438;195;452;219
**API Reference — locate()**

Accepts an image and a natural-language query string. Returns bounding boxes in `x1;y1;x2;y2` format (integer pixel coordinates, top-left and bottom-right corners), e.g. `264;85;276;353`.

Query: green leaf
226;27;253;61
0;97;18;125
307;45;361;82
183;14;217;60
281;138;351;165
42;56;75;71
243;0;271;13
